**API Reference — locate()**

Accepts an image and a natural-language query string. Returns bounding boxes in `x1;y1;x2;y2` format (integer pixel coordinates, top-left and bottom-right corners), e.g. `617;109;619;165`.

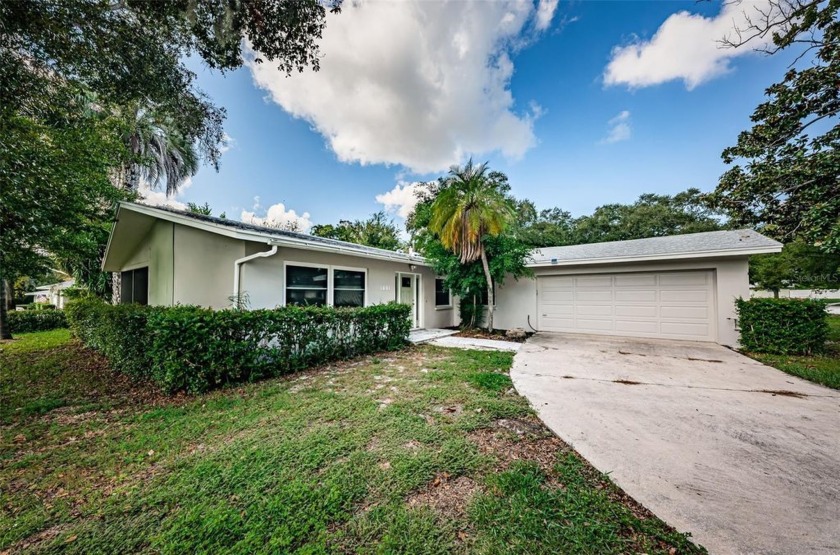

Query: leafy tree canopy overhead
711;0;840;251
311;211;404;252
2;0;341;182
512;188;725;249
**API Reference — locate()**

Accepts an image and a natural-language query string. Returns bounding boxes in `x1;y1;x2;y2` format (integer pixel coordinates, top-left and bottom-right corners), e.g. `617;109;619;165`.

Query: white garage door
537;271;716;341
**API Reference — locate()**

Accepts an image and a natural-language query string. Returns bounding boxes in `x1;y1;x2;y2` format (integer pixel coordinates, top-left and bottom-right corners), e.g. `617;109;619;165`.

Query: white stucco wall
120;220;174;306
148;221;174;306
239;243;457;328
172;224;246;309
491;257;750;346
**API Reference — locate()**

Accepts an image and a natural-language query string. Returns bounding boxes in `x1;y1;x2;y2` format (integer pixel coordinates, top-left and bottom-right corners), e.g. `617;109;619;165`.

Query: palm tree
429;160;514;331
118;105;199;196
110;105;199;304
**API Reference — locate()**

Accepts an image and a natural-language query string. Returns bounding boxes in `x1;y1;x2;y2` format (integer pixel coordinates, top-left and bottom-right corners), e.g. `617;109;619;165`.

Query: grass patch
749;316;840;390
1;330;704;554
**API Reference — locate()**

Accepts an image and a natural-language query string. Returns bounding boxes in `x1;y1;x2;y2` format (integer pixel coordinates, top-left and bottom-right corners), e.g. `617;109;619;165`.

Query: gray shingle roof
529;229;781;266
121;202;425;264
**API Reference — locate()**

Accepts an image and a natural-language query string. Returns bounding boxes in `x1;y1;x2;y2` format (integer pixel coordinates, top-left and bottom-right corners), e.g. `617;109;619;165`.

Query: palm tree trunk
0;272;12;340
480;247;494;332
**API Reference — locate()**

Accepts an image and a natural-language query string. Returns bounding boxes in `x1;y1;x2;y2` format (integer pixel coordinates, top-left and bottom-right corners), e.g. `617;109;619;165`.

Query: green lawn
0;331;704;554
749;315;840;390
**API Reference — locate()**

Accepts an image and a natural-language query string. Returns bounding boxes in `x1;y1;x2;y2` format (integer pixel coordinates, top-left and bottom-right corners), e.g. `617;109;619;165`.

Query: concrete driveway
511;333;840;555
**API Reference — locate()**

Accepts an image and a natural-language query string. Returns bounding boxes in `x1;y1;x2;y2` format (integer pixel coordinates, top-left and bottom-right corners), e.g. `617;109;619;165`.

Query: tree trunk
112;271;121;305
0;274;12;340
773;289;780;299
480;247;494;332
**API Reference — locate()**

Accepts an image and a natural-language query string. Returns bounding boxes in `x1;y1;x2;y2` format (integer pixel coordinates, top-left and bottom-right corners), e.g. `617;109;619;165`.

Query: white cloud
601;111;631;144
604;1;777;90
535;0;559;31
219;133;235;154
375;181;432;219
240;200;313;232
247;0;547;174
137;177;192;210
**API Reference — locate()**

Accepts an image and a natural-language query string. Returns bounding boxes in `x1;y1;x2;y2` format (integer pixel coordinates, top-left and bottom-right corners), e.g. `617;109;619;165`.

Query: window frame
120;266;149;306
434;277;452;309
331;265;367;308
282;261;367;308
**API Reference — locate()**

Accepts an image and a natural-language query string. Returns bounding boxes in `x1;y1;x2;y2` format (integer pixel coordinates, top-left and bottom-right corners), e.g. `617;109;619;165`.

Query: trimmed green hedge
66;299;412;393
736;298;828;355
8;310;67;333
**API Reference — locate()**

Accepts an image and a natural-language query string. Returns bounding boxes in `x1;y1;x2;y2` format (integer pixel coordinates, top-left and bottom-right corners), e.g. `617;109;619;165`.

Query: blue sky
143;0;797;231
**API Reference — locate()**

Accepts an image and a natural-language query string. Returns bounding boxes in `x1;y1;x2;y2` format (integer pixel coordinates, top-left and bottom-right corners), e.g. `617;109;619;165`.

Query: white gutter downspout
232;244;279;307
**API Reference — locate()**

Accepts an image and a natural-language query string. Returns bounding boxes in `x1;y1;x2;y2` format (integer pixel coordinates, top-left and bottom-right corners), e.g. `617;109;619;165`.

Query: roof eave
526;245;782;268
116;202;428;266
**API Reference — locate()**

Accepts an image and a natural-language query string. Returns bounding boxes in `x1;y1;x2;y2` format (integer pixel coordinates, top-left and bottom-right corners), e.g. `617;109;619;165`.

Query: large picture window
284;264;366;308
435;278;451;307
333;269;365;308
120;267;149;305
285;265;328;306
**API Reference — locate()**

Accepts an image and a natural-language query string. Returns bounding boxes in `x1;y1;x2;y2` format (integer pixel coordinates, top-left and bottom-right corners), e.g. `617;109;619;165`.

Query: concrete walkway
511;332;840;555
408;328;458;344
409;329;521;352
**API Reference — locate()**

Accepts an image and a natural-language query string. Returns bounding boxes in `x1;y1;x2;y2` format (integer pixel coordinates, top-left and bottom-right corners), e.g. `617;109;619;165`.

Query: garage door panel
576;290;613;302
576;304;613;316
541;290;574;302
576;318;614;331
540;317;575;330
543;276;574;287
661;306;709;320
615;274;657;287
615;320;659;334
537;271;715;341
615;305;657;317
659;272;709;286
661;322;711;337
660;290;709;303
575;275;612;287
543;305;574;316
615;289;657;302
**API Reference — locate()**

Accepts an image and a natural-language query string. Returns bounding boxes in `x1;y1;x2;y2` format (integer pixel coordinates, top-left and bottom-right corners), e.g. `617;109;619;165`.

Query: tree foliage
750;241;840;295
514;189;724;248
0;91;129;337
311;211;404;251
712;0;840;250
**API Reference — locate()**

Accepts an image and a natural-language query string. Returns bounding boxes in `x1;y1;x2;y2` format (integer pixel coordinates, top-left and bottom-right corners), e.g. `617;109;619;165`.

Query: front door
396;273;421;329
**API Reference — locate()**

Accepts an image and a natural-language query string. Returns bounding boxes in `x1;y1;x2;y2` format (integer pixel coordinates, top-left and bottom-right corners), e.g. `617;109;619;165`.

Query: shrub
736;298;828;355
7;310;67;333
66;299;159;379
66;300;412;393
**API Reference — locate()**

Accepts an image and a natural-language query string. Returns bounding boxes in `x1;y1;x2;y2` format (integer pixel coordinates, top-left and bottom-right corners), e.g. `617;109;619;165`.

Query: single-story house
22;279;75;309
103;202;782;346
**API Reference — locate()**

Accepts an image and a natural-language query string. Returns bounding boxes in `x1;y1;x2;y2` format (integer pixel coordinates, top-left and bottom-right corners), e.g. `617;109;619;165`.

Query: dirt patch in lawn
406;473;481;520
468;419;567;475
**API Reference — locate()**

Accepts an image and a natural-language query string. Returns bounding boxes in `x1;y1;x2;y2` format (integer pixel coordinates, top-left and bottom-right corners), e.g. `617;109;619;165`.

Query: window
285;265;328;306
435;278;451;307
333;269;365;308
120;267;149;305
284;264;366;308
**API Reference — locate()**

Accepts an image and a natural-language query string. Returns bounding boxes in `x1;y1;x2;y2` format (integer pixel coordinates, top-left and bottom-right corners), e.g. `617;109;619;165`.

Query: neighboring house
103;202;781;346
22;279;75;309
